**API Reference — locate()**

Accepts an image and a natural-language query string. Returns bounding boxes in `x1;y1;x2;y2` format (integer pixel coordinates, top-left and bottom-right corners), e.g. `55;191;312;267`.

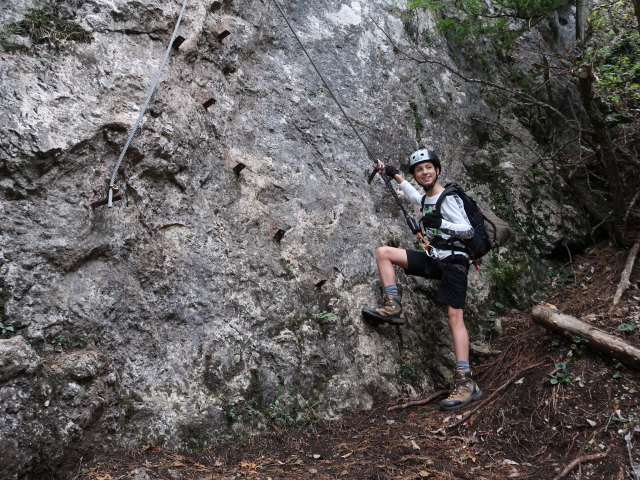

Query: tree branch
611;235;640;308
369;16;591;135
552;447;610;480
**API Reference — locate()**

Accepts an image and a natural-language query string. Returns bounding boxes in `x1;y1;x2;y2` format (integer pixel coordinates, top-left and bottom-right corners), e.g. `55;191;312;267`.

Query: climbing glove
421;211;442;229
384;164;400;178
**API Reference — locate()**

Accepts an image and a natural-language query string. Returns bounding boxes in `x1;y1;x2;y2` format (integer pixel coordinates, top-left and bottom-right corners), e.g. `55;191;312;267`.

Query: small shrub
546;362;571;385
618;323;636;333
5;6;93;46
398;363;418;380
0;321;14;337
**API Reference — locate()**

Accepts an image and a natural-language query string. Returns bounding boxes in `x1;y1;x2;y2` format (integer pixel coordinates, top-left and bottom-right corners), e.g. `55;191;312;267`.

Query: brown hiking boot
361;294;405;325
439;369;482;411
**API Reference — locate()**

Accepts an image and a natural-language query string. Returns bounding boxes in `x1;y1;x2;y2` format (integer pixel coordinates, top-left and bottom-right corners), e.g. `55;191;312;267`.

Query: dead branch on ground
611;236;640;308
552;447;610;480
625;430;640;480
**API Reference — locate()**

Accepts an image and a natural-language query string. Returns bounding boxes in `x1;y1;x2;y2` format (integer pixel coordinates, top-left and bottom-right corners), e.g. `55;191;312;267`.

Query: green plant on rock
409;101;423;141
313;311;337;324
223;402;243;423
398;363;418;381
0;278;11;327
0;321;14;337
72;336;90;348
4;5;93;46
408;0;570;49
267;399;295;427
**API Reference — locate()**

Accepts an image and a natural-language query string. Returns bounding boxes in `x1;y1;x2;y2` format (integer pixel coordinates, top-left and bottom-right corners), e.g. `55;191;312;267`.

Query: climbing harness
270;0;431;252
104;0;189;207
370;163;434;256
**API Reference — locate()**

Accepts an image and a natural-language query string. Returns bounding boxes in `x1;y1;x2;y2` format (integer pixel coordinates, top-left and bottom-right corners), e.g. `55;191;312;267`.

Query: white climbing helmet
409;149;441;173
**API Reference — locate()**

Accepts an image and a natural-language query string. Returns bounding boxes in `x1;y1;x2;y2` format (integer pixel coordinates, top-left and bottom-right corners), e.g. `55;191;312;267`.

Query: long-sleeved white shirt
399;180;474;260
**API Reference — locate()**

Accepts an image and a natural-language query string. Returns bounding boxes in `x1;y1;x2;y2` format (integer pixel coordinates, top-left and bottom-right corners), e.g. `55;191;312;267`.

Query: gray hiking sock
383;284;399;297
456;360;470;372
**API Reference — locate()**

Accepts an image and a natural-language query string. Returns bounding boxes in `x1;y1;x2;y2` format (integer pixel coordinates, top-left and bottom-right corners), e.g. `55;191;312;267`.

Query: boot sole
439;389;483;411
361;307;405;325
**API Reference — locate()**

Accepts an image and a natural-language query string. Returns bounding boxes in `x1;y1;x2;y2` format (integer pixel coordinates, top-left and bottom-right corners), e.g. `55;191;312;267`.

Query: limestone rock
0;0;590;477
0;336;41;383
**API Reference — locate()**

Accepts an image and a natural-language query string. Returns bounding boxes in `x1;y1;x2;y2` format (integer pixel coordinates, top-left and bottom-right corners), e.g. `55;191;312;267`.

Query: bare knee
375;246;394;262
376;246;408;270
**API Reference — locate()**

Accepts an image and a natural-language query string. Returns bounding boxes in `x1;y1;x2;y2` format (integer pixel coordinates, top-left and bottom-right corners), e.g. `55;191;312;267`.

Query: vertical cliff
0;0;588;476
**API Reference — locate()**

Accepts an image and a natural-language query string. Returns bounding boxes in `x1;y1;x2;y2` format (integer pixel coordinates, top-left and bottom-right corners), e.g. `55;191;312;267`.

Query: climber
362;149;482;411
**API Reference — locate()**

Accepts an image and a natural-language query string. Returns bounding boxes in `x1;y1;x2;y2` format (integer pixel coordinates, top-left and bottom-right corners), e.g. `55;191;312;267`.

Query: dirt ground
69;241;640;480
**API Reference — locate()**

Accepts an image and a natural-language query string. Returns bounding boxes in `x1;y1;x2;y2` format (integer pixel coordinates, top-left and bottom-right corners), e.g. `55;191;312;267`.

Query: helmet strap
421;168;440;192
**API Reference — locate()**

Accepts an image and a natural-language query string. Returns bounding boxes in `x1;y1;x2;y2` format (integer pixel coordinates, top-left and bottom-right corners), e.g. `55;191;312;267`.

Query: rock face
0;0;587;477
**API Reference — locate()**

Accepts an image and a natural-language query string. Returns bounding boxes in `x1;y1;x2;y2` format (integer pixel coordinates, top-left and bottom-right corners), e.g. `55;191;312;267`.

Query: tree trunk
576;0;589;43
532;305;640;370
577;66;627;244
633;0;640;30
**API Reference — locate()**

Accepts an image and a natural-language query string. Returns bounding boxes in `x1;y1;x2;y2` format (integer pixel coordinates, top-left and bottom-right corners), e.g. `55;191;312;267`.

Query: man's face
412;162;439;188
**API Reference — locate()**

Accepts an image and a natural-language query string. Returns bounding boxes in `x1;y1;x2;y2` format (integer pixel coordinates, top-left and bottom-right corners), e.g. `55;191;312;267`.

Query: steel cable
107;0;189;207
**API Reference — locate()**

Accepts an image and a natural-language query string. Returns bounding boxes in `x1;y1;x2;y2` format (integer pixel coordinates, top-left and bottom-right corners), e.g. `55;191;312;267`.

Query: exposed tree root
386;390;448;411
552;447;610;480
446;362;544;431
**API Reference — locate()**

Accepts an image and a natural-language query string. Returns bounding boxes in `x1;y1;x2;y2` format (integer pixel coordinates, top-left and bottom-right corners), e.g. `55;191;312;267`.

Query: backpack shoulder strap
435;183;460;212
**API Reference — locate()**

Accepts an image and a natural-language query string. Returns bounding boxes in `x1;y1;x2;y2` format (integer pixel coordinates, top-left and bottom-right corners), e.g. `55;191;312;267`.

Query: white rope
108;0;189;207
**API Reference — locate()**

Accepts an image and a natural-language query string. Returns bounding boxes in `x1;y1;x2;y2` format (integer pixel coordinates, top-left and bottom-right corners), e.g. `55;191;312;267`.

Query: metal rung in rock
172;35;186;50
203;98;216;109
217;30;231;42
232;163;246;175
90;192;122;209
273;229;286;243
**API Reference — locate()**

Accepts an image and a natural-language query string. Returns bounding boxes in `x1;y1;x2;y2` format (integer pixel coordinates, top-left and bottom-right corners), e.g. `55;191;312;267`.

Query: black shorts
404;249;469;310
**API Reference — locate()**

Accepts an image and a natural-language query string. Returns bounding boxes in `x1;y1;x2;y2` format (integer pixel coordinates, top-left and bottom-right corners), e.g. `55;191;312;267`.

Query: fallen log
532;305;640;370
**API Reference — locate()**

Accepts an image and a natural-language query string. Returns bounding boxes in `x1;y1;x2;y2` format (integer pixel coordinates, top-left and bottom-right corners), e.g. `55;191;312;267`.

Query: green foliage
0;278;10;323
484;256;540;309
409;101;423;141
486;259;515;283
585;9;640;109
407;0;570;48
224;395;305;432
480;301;506;333
120;392;143;423
546;362;570;385
0;321;14;336
4;5;93;46
72;336;90;348
398;363;418;381
267;399;295;427
313;310;337;324
618;323;637;333
548;266;574;289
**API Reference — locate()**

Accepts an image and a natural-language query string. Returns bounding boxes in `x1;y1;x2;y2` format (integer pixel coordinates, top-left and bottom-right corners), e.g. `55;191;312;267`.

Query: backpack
425;184;511;266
